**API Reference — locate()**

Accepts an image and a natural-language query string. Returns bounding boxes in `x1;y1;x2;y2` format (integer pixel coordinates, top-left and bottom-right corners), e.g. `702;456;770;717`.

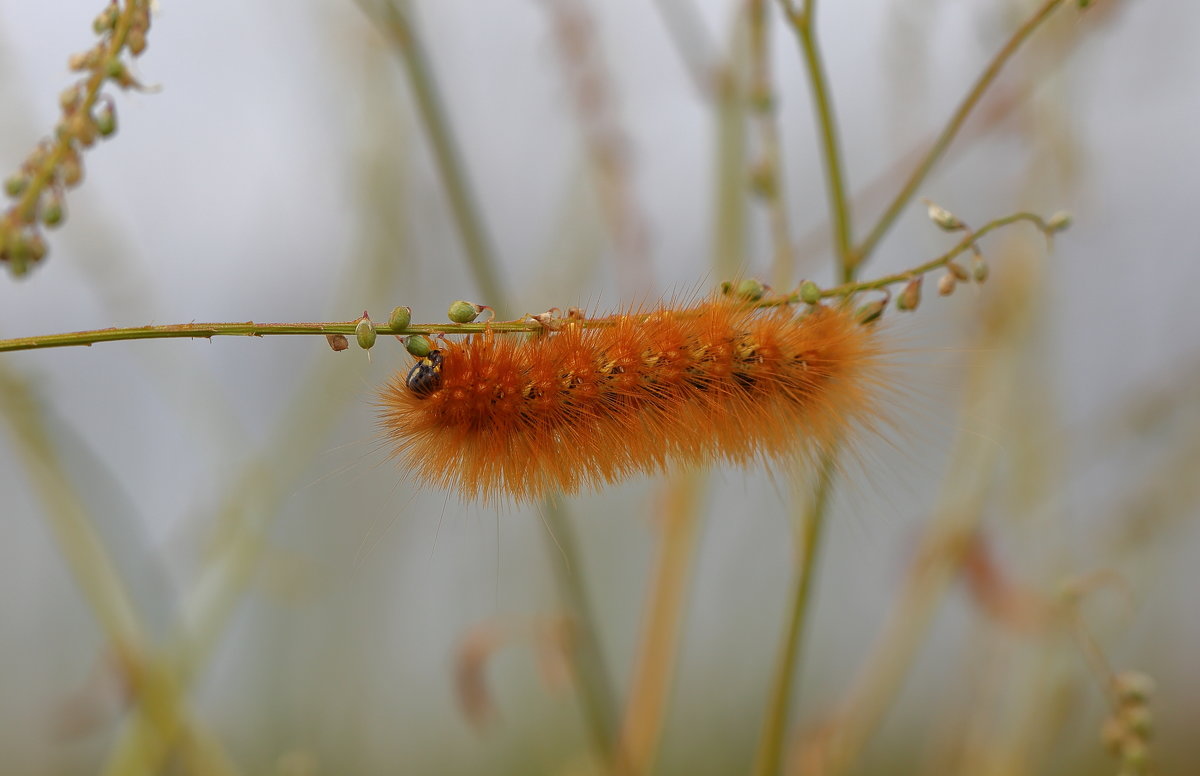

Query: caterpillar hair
379;296;888;504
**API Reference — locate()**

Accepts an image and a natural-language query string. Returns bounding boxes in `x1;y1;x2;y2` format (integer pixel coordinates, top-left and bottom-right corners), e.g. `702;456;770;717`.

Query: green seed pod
798;280;821;305
972;260;989;283
42;196;64;227
4;174;28;197
405;335;432;358
105;58;127;81
355;317;377;350
96;104;117;137
448;300;481;323
735;278;766;302
388;305;412;332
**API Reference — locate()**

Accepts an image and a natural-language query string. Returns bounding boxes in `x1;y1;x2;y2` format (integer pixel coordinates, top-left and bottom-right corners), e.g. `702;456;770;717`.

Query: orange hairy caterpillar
378;297;886;503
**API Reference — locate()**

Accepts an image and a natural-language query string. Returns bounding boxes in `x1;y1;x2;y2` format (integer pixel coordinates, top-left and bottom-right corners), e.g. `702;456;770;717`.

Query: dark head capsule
405;350;444;398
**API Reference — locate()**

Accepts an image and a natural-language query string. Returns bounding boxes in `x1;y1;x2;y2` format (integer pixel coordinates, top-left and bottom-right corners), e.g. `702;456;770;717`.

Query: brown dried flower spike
0;0;154;277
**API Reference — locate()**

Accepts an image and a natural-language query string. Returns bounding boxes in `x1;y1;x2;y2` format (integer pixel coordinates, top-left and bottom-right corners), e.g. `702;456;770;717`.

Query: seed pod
798;280;821;305
448;300;482;323
937;272;956;296
896;278;922;312
4;174;28;197
388;305;412;332
42;196;65;227
1047;211;1072;232
972;260;989;283
326;334;349;352
735;278;766;302
356;317;377;350
96;103;117;137
925;201;964;231
405;335;433;358
947;261;970;281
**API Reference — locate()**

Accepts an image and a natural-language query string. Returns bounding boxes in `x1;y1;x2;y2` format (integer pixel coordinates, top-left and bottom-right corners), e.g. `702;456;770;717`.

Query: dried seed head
896;277;923;312
127;28;148;56
1047;210;1072;233
448;300;482;323
326;334;349;352
1113;672;1155;705
61;154;84;188
937;272;957;296
93;5;119;34
947;261;970;281
925;200;965;231
1122;705;1153;738
387;305;412;332
798;280;821;305
856;297;887;326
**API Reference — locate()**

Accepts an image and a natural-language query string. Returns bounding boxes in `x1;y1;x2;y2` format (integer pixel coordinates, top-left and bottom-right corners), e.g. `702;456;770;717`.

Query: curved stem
752;454;837;776
779;1;854;276
0;211;1057;354
853;0;1066;265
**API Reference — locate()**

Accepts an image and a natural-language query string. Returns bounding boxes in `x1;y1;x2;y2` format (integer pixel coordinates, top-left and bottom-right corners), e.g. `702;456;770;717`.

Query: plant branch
541;495;620;761
852;0;1067;265
0;210;1061;354
778;0;854;278
752;454;837;776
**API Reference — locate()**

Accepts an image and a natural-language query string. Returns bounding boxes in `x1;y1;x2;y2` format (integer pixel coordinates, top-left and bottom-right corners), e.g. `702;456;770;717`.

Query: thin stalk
541;495;620;760
853;0;1067;265
355;0;509;311
618;471;705;775
0;210;1058;354
751;454;836;776
710;13;751;280
747;0;795;287
0;369;238;776
778;0;854;277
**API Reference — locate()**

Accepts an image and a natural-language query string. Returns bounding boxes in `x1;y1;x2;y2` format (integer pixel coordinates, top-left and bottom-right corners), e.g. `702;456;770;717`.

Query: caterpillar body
379;298;884;503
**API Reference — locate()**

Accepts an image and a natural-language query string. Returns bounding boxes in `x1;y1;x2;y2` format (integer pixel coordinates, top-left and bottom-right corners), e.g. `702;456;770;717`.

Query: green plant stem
0;368;238;776
0;211;1056;354
541;495;620;761
779;0;853;277
355;0;509;312
852;0;1066;265
618;471;705;776
751;454;836;776
710;15;750;280
747;0;795;288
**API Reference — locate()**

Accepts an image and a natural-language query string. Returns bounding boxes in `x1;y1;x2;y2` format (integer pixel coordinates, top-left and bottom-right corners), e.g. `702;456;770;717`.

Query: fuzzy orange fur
379;298;885;503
